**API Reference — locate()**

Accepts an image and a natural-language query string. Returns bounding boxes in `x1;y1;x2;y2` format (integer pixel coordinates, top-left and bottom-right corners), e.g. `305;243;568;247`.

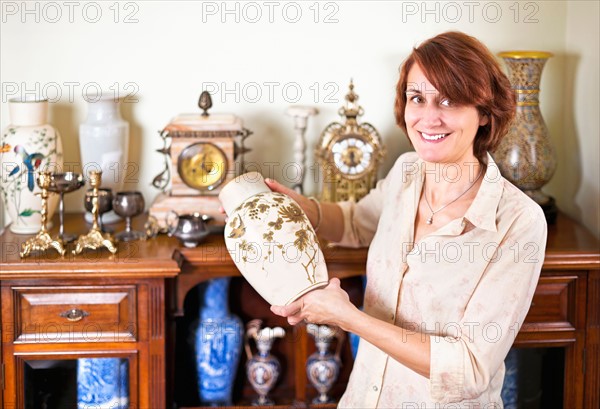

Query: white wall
552;0;599;238
1;0;597;237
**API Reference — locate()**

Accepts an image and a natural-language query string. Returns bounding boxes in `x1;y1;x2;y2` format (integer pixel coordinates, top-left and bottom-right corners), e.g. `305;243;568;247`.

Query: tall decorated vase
219;172;329;306
194;277;243;406
0;98;63;234
494;51;557;222
79;94;129;224
77;357;129;409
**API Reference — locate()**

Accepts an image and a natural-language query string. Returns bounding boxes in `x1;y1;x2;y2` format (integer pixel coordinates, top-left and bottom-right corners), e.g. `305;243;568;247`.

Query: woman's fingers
265;178;297;197
271;298;305;326
328;277;341;289
270;298;302;317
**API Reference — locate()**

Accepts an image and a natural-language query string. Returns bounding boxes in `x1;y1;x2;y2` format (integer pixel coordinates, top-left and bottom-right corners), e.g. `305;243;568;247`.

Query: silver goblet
112;191;145;242
84;188;113;233
48;172;85;242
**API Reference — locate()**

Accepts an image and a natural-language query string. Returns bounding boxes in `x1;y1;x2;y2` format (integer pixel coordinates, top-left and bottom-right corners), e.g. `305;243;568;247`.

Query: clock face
178;142;228;191
331;136;374;177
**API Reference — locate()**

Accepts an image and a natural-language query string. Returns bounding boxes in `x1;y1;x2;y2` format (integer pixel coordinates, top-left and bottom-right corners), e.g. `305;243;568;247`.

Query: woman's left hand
270;278;358;330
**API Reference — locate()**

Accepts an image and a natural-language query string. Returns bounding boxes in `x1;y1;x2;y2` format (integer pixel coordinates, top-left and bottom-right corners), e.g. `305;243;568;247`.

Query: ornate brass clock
149;92;251;228
315;81;384;202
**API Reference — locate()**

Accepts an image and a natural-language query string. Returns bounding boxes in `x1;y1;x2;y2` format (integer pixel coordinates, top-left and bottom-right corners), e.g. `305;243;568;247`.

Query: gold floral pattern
228;192;320;285
278;203;304;223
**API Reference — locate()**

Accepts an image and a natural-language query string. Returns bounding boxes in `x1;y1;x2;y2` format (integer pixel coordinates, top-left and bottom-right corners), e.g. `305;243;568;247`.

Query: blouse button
373;385;378;391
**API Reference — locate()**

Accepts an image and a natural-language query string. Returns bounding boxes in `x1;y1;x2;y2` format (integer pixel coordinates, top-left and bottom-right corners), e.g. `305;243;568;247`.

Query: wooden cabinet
173;213;600;408
1;213;599;408
0;220;179;409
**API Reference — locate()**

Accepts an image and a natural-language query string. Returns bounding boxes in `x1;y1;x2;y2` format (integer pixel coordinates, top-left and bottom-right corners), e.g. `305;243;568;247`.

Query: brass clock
178;142;228;191
149;92;251;228
316;81;384;202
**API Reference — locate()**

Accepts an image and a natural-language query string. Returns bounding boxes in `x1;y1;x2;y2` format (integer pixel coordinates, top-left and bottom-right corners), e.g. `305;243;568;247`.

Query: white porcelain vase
79;94;129;223
219;172;328;306
0;98;63;234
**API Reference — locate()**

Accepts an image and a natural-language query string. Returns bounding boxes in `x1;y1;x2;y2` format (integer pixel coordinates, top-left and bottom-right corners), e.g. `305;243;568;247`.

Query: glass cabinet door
23;358;130;409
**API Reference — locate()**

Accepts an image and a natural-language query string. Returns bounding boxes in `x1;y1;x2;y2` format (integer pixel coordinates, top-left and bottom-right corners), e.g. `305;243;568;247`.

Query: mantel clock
315;81;384;202
149;92;251;228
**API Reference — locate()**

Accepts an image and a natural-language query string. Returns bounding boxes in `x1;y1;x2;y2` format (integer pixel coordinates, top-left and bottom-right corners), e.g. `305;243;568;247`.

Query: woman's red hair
394;31;515;162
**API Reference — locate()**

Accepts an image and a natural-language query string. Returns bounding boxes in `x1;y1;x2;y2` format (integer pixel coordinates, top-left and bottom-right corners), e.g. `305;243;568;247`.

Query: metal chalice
48;172;85;242
112;191;145;242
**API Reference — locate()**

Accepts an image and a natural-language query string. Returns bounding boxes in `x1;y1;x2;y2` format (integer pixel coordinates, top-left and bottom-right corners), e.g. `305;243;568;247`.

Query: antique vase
77;357;129;409
194;277;243;406
494;51;557;221
219;172;329;306
79;93;129;224
0;98;63;234
306;324;344;404
245;319;285;406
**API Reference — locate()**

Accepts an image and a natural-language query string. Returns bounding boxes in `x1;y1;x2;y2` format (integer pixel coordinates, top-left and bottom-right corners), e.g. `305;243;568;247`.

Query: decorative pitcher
166;210;213;248
244;319;285;406
306;323;344;404
79;93;129;224
194;277;243;406
0;98;63;233
219;172;329;306
495;51;557;222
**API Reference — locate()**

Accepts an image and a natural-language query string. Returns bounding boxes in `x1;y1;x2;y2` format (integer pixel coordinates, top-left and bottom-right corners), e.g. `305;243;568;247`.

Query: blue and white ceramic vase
77;357;129;409
195;277;243;406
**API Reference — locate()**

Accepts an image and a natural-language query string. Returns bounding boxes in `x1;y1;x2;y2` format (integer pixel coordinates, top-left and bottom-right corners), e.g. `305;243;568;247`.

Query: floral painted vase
195;277;243;406
306;324;344;404
244;319;285;406
494;51;557;221
219;172;329;306
77;357;129;409
0;98;63;234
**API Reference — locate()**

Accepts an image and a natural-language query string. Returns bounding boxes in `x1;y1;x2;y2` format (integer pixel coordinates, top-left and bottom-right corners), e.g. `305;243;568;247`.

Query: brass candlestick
20;171;66;258
73;170;117;255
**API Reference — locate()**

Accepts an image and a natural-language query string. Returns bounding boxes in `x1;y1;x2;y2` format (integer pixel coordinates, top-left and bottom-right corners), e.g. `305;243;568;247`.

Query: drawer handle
60;308;89;322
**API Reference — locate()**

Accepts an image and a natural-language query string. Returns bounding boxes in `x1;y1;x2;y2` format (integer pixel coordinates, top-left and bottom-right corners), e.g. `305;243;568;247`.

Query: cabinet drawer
523;275;577;331
13;285;137;343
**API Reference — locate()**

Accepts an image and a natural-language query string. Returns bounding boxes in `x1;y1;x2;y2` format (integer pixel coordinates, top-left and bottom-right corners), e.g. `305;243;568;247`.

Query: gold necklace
423;166;484;225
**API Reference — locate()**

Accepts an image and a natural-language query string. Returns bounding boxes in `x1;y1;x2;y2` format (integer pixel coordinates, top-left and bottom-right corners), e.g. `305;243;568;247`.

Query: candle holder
20;171;66;258
84;187;113;233
286;105;318;194
72;170;117;255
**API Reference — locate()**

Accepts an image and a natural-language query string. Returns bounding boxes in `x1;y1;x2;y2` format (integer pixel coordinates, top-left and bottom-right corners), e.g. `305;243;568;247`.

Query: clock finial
340;79;362;120
198;91;213;117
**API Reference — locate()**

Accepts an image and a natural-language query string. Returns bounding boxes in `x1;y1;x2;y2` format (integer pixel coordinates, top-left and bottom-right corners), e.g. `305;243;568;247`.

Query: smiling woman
395;31;515;165
266;31;548;408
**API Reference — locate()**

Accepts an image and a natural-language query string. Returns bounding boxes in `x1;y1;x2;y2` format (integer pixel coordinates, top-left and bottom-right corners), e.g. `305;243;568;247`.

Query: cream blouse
336;152;547;408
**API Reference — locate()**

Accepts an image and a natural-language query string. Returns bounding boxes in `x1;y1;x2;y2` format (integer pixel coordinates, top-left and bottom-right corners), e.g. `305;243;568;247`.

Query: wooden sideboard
0;218;180;408
1;213;599;408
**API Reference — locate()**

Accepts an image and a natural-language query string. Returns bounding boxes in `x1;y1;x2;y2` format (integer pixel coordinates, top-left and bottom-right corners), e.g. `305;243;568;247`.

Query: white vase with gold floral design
219;172;328;306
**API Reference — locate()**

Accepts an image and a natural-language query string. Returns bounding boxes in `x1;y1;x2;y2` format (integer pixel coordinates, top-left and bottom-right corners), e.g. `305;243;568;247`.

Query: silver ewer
306;323;345;404
244;319;285;406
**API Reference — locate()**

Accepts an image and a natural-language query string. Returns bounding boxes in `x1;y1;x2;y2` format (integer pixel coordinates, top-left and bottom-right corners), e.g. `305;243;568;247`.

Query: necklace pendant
426;216;433;225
